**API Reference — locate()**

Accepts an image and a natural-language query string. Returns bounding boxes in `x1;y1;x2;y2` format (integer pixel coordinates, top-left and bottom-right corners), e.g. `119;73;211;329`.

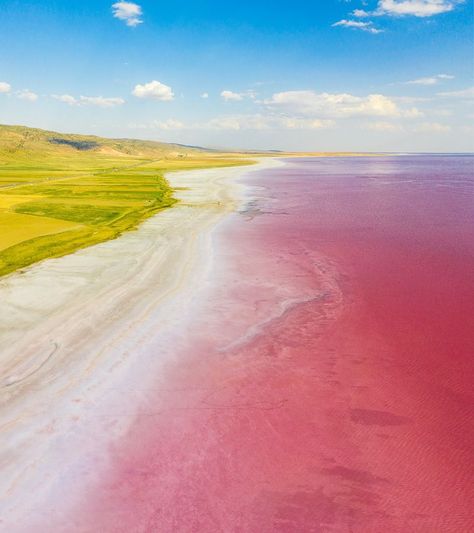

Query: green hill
0;124;254;277
0;124;211;171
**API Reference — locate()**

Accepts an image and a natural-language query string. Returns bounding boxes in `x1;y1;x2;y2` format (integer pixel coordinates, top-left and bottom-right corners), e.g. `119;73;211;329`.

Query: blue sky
0;0;473;151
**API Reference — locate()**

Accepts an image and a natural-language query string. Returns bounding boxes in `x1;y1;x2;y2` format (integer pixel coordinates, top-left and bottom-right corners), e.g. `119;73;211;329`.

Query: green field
0;124;256;277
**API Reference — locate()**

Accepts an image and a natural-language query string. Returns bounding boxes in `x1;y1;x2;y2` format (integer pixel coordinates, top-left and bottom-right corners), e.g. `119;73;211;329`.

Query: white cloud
153;119;185;130
355;0;464;18
405;73;454;85
16;89;38;102
112;2;143;27
79;96;125;107
437;86;474;98
220;89;259;101
52;94;78;105
264;90;420;118
332;19;384;33
129;114;335;132
403;107;424;118
353;9;371;18
221;90;244;101
200;92;209;99
0;81;11;94
52;94;125;107
132;80;174;101
407;77;440;85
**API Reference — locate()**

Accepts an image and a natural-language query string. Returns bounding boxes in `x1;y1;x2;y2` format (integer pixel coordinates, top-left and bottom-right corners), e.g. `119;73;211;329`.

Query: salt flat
0;158;281;529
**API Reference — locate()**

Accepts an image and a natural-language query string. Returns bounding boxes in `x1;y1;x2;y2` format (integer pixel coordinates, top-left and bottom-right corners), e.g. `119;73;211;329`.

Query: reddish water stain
73;156;474;532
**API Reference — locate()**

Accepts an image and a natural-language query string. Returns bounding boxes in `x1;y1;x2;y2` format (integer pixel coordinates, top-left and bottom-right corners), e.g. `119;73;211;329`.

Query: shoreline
0;157;283;528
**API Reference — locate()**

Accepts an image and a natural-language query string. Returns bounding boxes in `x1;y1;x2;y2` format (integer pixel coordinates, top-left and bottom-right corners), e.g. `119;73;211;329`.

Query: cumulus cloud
112;2;143;27
264;90;420;118
332;19;384;33
132;80;174;101
200;92;209;99
0;81;11;94
352;9;372;18
220;89;257;101
355;0;464;18
405;73;454;85
16;89;38;102
221;90;244;101
52;94;125;107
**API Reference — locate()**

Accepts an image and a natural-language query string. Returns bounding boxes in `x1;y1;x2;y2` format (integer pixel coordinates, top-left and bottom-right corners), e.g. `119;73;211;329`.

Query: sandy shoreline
0;157;282;528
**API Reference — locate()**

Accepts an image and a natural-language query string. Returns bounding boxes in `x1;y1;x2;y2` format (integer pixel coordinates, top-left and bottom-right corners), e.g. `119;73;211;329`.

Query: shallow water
58;156;474;531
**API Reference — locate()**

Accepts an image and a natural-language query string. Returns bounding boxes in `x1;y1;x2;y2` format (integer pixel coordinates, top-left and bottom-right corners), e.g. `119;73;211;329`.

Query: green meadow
0;124;255;277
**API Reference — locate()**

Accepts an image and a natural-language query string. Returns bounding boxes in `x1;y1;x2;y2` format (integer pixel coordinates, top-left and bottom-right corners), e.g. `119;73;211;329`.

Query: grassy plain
0;124;256;277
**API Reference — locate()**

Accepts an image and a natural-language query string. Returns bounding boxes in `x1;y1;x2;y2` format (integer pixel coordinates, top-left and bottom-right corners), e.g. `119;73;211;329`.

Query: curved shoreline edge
0;157;283;528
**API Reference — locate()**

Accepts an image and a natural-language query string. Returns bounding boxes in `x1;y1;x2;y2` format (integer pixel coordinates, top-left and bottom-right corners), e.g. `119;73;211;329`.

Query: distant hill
0;124;213;169
0;124;256;277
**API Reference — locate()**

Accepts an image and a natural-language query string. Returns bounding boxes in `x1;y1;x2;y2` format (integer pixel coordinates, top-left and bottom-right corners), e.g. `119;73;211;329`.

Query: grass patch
0;227;102;277
15;202;128;225
0;124;259;276
0;212;81;252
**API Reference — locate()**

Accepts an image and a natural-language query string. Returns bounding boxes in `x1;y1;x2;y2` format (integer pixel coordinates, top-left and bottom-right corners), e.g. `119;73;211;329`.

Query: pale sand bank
0;157;282;528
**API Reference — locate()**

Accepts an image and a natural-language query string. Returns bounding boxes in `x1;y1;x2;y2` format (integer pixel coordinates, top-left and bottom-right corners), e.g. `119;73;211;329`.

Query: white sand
0;158;282;529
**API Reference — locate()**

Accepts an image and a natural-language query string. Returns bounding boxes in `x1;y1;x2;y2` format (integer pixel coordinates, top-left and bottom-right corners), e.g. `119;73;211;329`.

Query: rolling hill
0;124;255;276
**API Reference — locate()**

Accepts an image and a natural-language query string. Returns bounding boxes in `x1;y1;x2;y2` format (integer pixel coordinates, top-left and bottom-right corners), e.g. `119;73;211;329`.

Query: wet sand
1;156;473;532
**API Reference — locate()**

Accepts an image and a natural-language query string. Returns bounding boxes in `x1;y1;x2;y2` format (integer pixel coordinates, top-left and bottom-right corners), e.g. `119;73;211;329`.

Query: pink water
76;156;474;532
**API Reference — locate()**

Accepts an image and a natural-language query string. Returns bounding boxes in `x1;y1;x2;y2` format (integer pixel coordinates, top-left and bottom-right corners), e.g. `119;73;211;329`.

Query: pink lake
74;155;474;532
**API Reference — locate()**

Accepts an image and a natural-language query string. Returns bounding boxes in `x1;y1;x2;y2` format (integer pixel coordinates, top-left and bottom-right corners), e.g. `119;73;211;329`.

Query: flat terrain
0;124;255;276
